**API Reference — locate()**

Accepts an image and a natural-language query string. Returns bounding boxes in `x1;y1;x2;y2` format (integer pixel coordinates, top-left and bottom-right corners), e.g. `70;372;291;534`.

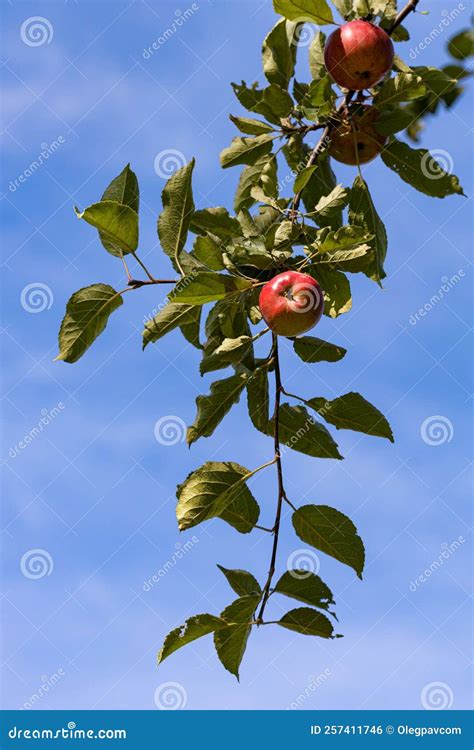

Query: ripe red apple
324;20;394;91
329;105;387;165
259;271;324;337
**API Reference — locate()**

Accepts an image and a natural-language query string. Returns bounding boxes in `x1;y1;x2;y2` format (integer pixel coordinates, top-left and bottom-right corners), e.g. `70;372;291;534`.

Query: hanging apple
324;20;394;91
329;105;387;165
259;271;324;337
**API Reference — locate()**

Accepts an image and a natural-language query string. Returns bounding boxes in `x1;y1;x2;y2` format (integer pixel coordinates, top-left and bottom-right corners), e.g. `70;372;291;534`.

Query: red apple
324;20;394;91
329;105;387;165
259;271;324;337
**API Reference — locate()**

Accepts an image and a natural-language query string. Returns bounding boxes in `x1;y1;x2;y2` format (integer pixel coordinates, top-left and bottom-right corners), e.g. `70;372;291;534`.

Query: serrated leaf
376;73;426;106
246;366;270;431
170;272;252;305
99;164;139;254
381;140;464;198
232;81;293;123
217;566;262;596
157;159;195;270
158;614;224;665
262;19;298;89
229;115;275;135
307;266;352;317
190;207;241;240
293;504;365;578
278;607;338;637
293;336;346;363
273;0;334;25
313;185;349;223
235;155;278;213
176;461;260;533
142;302;199;349
214;595;260;679
274;571;335;611
293;165;318;194
220;135;276;169
56;284;123;364
179;306;202;350
265;403;342;459
349;176;387;283
307;392;394;441
75;201;138;256
187;373;248;446
191;234;225;271
309;31;326;79
412;66;458;96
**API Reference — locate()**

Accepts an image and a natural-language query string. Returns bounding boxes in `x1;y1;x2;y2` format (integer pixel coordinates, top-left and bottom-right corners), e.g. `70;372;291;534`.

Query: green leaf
158;614;224;665
330;0;353;19
375;73;426;106
312;185;350;223
349;175;387;283
157;159;195;270
307;266;352;318
176;461;260;534
274;571;335;611
214;595;260;679
293;504;365;578
278;607;338;637
190;207;241;240
309;31;326;79
187;373;248;446
142;302;199;349
75;201;138;256
246;366;270;431
375;107;416;136
448;29;474;60
412;66;458;97
232;81;293;123
170;272;252;305
301;153;339;219
262;19;297;89
229;115;275;135
56;283;123;364
191;235;225;271
265;403;342;460
220;135;275;169
234;155;278;213
381;140;464;198
293;165;318;194
293;336;346;363
307;392;394;441
179;307;202;350
273;0;334;25
217;566;262;596
101;163;139;212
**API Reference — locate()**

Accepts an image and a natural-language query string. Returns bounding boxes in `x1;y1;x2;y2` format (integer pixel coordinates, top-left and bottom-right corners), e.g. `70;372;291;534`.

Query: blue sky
0;0;472;712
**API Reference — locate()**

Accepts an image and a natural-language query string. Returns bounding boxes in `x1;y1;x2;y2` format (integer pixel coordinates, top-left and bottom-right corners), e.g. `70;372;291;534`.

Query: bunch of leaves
56;0;467;678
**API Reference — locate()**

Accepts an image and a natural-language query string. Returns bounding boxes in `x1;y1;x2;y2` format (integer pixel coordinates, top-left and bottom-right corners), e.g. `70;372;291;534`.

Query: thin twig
132;251;158;282
256;334;286;624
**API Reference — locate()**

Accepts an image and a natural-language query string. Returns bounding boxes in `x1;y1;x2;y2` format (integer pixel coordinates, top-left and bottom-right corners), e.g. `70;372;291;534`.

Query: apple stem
256;333;286;624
